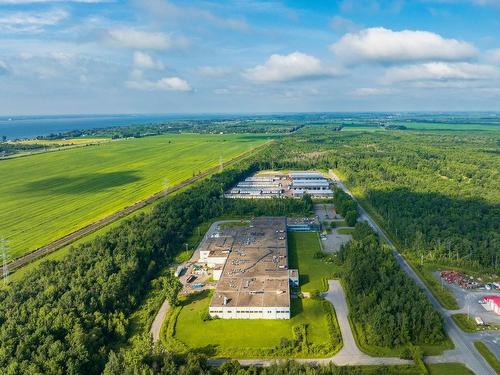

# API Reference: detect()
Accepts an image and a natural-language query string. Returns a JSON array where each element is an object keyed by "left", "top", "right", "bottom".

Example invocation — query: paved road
[
  {"left": 151, "top": 299, "right": 170, "bottom": 342},
  {"left": 323, "top": 280, "right": 411, "bottom": 366},
  {"left": 329, "top": 170, "right": 497, "bottom": 375}
]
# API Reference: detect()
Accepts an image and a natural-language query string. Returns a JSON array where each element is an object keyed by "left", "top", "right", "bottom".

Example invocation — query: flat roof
[
  {"left": 209, "top": 217, "right": 290, "bottom": 309},
  {"left": 291, "top": 180, "right": 330, "bottom": 187}
]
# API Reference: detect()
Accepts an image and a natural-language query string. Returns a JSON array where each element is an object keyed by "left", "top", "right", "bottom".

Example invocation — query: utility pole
[{"left": 1, "top": 238, "right": 9, "bottom": 286}]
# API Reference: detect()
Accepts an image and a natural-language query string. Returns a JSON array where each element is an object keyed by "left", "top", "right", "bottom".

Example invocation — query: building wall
[{"left": 209, "top": 306, "right": 290, "bottom": 319}]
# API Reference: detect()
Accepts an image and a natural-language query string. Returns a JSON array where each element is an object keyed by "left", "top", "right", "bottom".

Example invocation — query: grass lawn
[
  {"left": 288, "top": 232, "right": 335, "bottom": 292},
  {"left": 408, "top": 262, "right": 459, "bottom": 310},
  {"left": 336, "top": 227, "right": 354, "bottom": 235},
  {"left": 1, "top": 133, "right": 269, "bottom": 259},
  {"left": 474, "top": 341, "right": 500, "bottom": 374},
  {"left": 427, "top": 363, "right": 474, "bottom": 375},
  {"left": 164, "top": 232, "right": 341, "bottom": 358},
  {"left": 452, "top": 314, "right": 499, "bottom": 333},
  {"left": 171, "top": 291, "right": 332, "bottom": 354}
]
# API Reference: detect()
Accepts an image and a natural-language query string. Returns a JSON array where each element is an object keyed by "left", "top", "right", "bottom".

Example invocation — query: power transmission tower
[{"left": 1, "top": 238, "right": 9, "bottom": 286}]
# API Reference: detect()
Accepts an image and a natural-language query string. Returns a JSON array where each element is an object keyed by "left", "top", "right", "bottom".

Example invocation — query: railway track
[{"left": 5, "top": 142, "right": 271, "bottom": 273}]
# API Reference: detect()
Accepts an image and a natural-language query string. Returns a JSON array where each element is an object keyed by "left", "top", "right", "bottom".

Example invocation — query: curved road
[{"left": 329, "top": 170, "right": 496, "bottom": 375}]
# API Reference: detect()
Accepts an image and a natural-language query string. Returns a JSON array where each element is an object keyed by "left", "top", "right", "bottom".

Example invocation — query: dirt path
[{"left": 5, "top": 143, "right": 270, "bottom": 274}]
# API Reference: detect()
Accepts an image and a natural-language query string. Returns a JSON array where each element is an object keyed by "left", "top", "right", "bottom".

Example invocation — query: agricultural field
[
  {"left": 163, "top": 232, "right": 341, "bottom": 358},
  {"left": 0, "top": 133, "right": 269, "bottom": 260},
  {"left": 14, "top": 137, "right": 110, "bottom": 146}
]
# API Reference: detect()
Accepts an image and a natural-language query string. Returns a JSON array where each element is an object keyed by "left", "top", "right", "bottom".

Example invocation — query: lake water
[{"left": 0, "top": 114, "right": 220, "bottom": 140}]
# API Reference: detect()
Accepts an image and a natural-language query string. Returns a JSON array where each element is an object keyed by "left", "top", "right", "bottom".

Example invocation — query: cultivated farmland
[{"left": 0, "top": 133, "right": 269, "bottom": 259}]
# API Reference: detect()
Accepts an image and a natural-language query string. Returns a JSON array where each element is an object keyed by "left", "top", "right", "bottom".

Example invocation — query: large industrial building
[
  {"left": 225, "top": 171, "right": 333, "bottom": 199},
  {"left": 204, "top": 217, "right": 292, "bottom": 319}
]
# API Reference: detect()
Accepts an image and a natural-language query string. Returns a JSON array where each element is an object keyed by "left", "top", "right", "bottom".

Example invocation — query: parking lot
[
  {"left": 433, "top": 271, "right": 500, "bottom": 326},
  {"left": 314, "top": 203, "right": 353, "bottom": 253}
]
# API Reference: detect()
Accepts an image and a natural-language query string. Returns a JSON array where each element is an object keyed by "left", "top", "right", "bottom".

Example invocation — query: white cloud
[
  {"left": 485, "top": 48, "right": 500, "bottom": 64},
  {"left": 331, "top": 27, "right": 477, "bottom": 64},
  {"left": 243, "top": 52, "right": 338, "bottom": 83},
  {"left": 135, "top": 0, "right": 250, "bottom": 31},
  {"left": 107, "top": 28, "right": 183, "bottom": 50},
  {"left": 0, "top": 60, "right": 9, "bottom": 75},
  {"left": 330, "top": 16, "right": 360, "bottom": 33},
  {"left": 198, "top": 66, "right": 232, "bottom": 77},
  {"left": 382, "top": 62, "right": 499, "bottom": 83},
  {"left": 133, "top": 51, "right": 164, "bottom": 70},
  {"left": 0, "top": 0, "right": 109, "bottom": 3},
  {"left": 126, "top": 76, "right": 192, "bottom": 91},
  {"left": 352, "top": 87, "right": 398, "bottom": 96},
  {"left": 0, "top": 9, "right": 68, "bottom": 32}
]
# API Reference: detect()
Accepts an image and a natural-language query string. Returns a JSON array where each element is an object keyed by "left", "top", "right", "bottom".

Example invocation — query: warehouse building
[
  {"left": 225, "top": 171, "right": 333, "bottom": 199},
  {"left": 208, "top": 217, "right": 291, "bottom": 319},
  {"left": 290, "top": 171, "right": 333, "bottom": 198}
]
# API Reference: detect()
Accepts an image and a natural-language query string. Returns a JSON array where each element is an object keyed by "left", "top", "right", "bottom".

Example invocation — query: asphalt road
[{"left": 329, "top": 170, "right": 497, "bottom": 375}]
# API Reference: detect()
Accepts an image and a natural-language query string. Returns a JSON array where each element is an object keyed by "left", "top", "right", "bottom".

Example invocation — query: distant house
[{"left": 483, "top": 295, "right": 500, "bottom": 315}]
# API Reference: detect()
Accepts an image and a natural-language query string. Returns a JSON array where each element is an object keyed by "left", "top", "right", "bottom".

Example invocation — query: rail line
[{"left": 5, "top": 141, "right": 271, "bottom": 273}]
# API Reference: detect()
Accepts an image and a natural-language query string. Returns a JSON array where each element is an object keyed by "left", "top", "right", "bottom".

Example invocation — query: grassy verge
[
  {"left": 452, "top": 314, "right": 500, "bottom": 333},
  {"left": 474, "top": 341, "right": 500, "bottom": 374},
  {"left": 427, "top": 363, "right": 474, "bottom": 375},
  {"left": 336, "top": 227, "right": 354, "bottom": 235},
  {"left": 408, "top": 261, "right": 460, "bottom": 310},
  {"left": 331, "top": 220, "right": 347, "bottom": 227}
]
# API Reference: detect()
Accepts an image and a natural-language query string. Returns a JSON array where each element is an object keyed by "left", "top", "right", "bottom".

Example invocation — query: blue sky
[{"left": 1, "top": 0, "right": 500, "bottom": 115}]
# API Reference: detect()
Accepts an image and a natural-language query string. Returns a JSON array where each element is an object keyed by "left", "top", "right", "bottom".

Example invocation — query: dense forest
[
  {"left": 101, "top": 336, "right": 420, "bottom": 375},
  {"left": 259, "top": 129, "right": 500, "bottom": 273},
  {"left": 0, "top": 156, "right": 312, "bottom": 375},
  {"left": 339, "top": 223, "right": 446, "bottom": 348}
]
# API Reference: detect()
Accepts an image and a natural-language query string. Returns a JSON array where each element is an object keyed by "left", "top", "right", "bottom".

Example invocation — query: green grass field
[
  {"left": 164, "top": 232, "right": 341, "bottom": 358},
  {"left": 427, "top": 363, "right": 474, "bottom": 375},
  {"left": 0, "top": 133, "right": 269, "bottom": 259},
  {"left": 288, "top": 232, "right": 334, "bottom": 292},
  {"left": 172, "top": 292, "right": 332, "bottom": 352}
]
